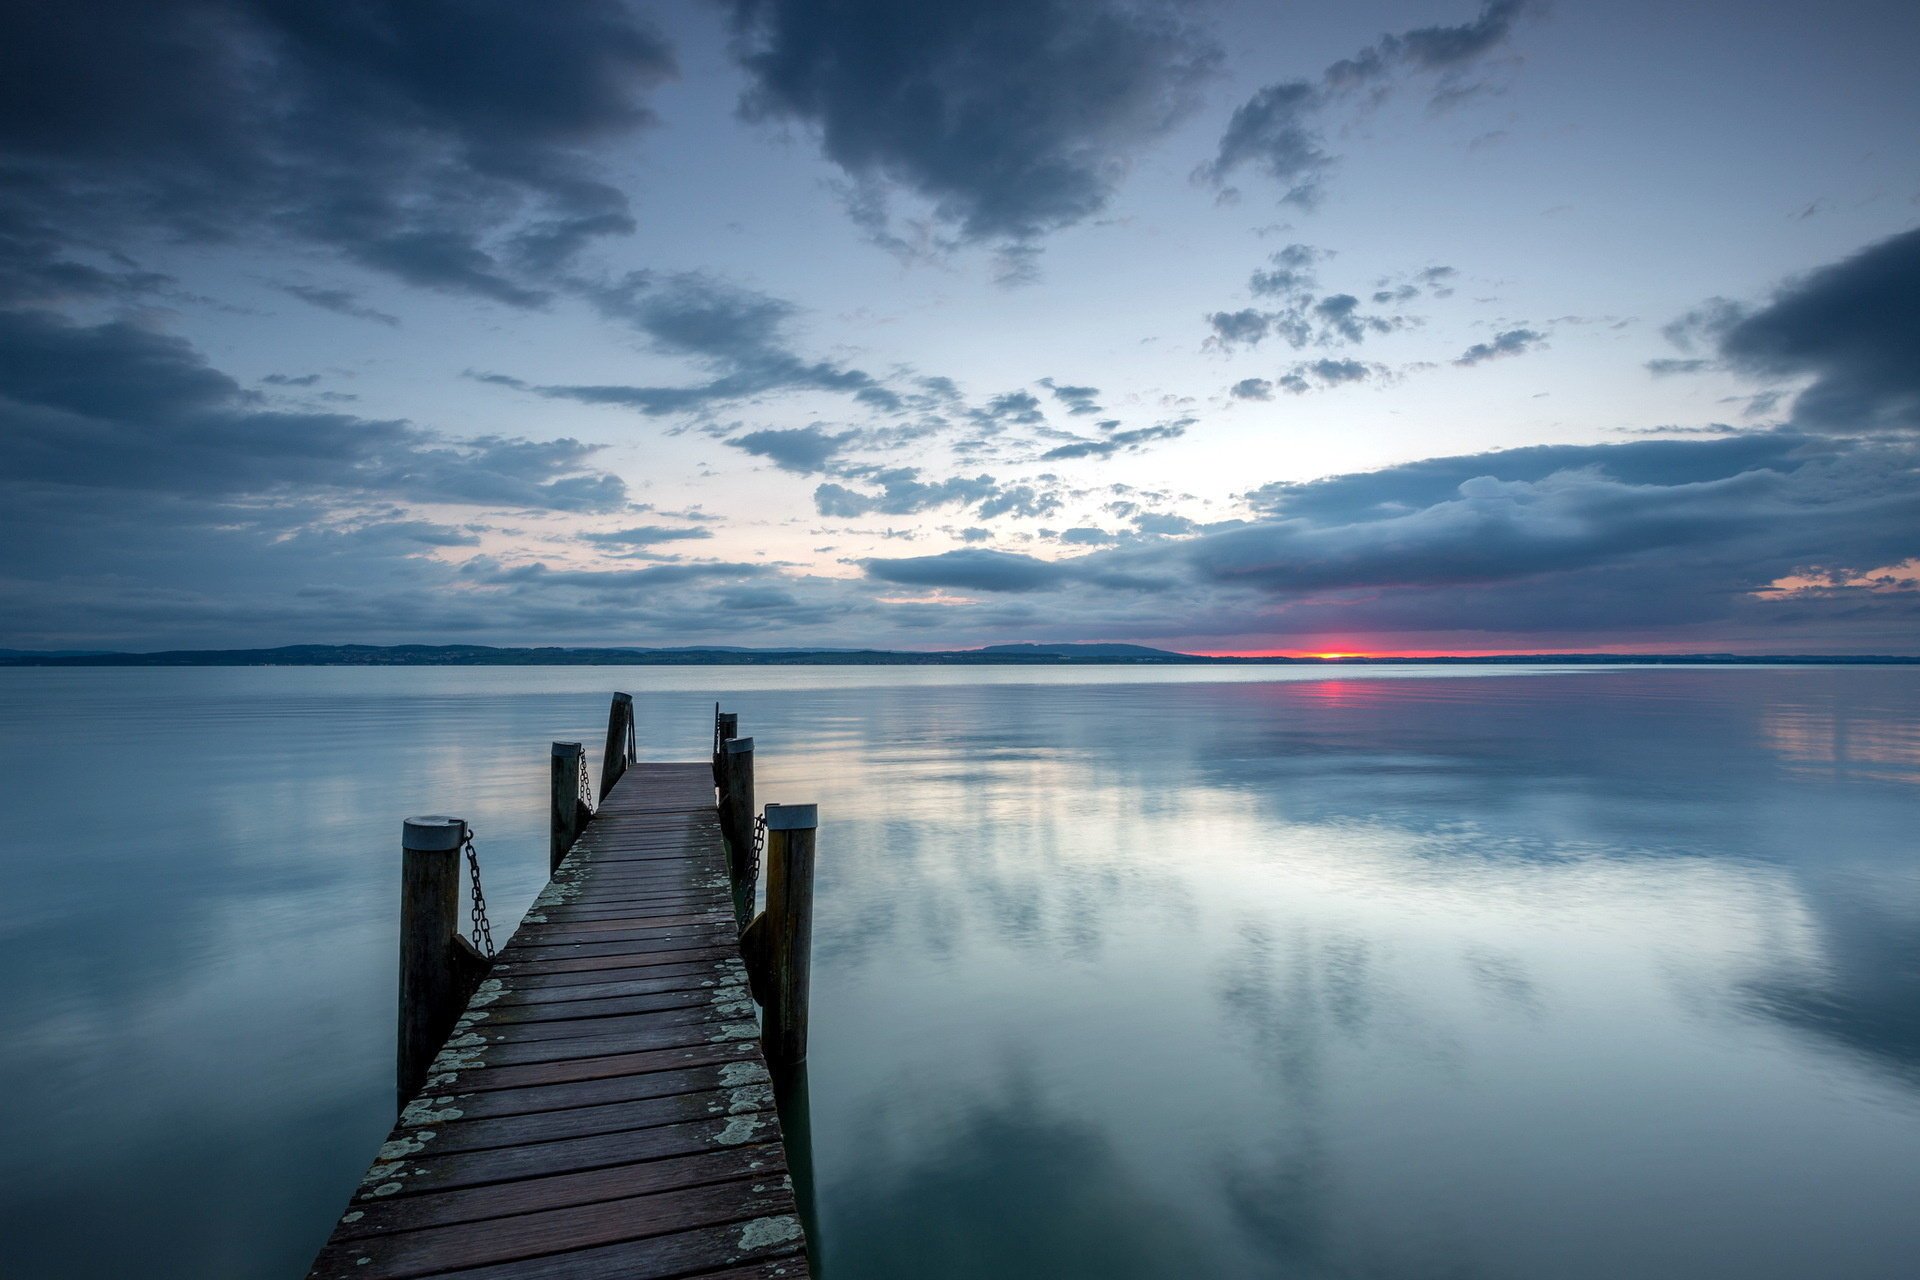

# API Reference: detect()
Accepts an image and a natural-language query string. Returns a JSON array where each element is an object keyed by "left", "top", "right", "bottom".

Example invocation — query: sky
[{"left": 2, "top": 0, "right": 1917, "bottom": 656}]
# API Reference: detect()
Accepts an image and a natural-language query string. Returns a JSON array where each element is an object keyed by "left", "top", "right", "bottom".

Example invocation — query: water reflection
[{"left": 1, "top": 666, "right": 1917, "bottom": 1278}]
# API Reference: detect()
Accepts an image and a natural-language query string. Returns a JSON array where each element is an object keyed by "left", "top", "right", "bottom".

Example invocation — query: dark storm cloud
[
  {"left": 0, "top": 0, "right": 675, "bottom": 304},
  {"left": 1711, "top": 225, "right": 1920, "bottom": 433},
  {"left": 1200, "top": 2, "right": 1530, "bottom": 204},
  {"left": 859, "top": 431, "right": 1920, "bottom": 645},
  {"left": 0, "top": 308, "right": 628, "bottom": 511},
  {"left": 724, "top": 0, "right": 1218, "bottom": 254},
  {"left": 1454, "top": 327, "right": 1546, "bottom": 365}
]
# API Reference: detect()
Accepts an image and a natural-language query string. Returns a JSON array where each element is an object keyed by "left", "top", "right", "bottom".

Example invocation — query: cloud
[
  {"left": 1040, "top": 378, "right": 1103, "bottom": 415},
  {"left": 1249, "top": 243, "right": 1324, "bottom": 297},
  {"left": 725, "top": 0, "right": 1218, "bottom": 256},
  {"left": 727, "top": 425, "right": 855, "bottom": 474},
  {"left": 1206, "top": 308, "right": 1280, "bottom": 350},
  {"left": 1039, "top": 421, "right": 1190, "bottom": 461},
  {"left": 1646, "top": 358, "right": 1713, "bottom": 377},
  {"left": 863, "top": 548, "right": 1068, "bottom": 593},
  {"left": 492, "top": 272, "right": 891, "bottom": 416},
  {"left": 1207, "top": 245, "right": 1416, "bottom": 352},
  {"left": 0, "top": 0, "right": 675, "bottom": 305},
  {"left": 580, "top": 525, "right": 715, "bottom": 549},
  {"left": 1278, "top": 358, "right": 1384, "bottom": 393},
  {"left": 1199, "top": 2, "right": 1531, "bottom": 204},
  {"left": 0, "top": 307, "right": 628, "bottom": 511},
  {"left": 1195, "top": 80, "right": 1330, "bottom": 207},
  {"left": 971, "top": 390, "right": 1047, "bottom": 428},
  {"left": 1711, "top": 225, "right": 1920, "bottom": 433},
  {"left": 1230, "top": 378, "right": 1274, "bottom": 401},
  {"left": 1454, "top": 327, "right": 1546, "bottom": 366},
  {"left": 814, "top": 468, "right": 1005, "bottom": 517},
  {"left": 852, "top": 431, "right": 1920, "bottom": 651},
  {"left": 279, "top": 283, "right": 400, "bottom": 327}
]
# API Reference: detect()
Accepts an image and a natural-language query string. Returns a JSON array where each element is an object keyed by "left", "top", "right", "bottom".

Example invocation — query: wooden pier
[{"left": 307, "top": 696, "right": 816, "bottom": 1279}]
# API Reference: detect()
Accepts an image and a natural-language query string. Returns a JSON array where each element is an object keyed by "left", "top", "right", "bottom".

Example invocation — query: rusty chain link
[
  {"left": 461, "top": 823, "right": 495, "bottom": 958},
  {"left": 576, "top": 749, "right": 595, "bottom": 817}
]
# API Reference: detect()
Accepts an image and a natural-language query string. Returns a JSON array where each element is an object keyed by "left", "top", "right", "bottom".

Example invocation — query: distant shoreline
[{"left": 1, "top": 643, "right": 1914, "bottom": 667}]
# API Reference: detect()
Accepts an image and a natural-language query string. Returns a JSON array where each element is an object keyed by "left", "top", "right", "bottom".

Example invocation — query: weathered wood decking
[{"left": 308, "top": 762, "right": 812, "bottom": 1279}]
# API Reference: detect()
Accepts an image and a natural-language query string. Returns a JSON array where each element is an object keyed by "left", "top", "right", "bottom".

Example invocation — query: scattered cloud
[
  {"left": 1039, "top": 420, "right": 1190, "bottom": 461},
  {"left": 1198, "top": 2, "right": 1532, "bottom": 205},
  {"left": 279, "top": 283, "right": 400, "bottom": 327},
  {"left": 580, "top": 525, "right": 715, "bottom": 549},
  {"left": 727, "top": 425, "right": 856, "bottom": 474},
  {"left": 1646, "top": 358, "right": 1713, "bottom": 377},
  {"left": 1454, "top": 327, "right": 1546, "bottom": 366},
  {"left": 1278, "top": 358, "right": 1386, "bottom": 393},
  {"left": 1040, "top": 378, "right": 1103, "bottom": 416}
]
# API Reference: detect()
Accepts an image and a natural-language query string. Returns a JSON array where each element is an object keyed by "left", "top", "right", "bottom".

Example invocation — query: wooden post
[
  {"left": 761, "top": 802, "right": 817, "bottom": 1067},
  {"left": 717, "top": 736, "right": 755, "bottom": 924},
  {"left": 550, "top": 741, "right": 587, "bottom": 874},
  {"left": 398, "top": 815, "right": 464, "bottom": 1113},
  {"left": 712, "top": 711, "right": 739, "bottom": 784},
  {"left": 600, "top": 692, "right": 634, "bottom": 802}
]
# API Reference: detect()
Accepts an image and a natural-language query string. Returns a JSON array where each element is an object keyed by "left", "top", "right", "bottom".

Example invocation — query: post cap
[
  {"left": 764, "top": 803, "right": 818, "bottom": 831},
  {"left": 551, "top": 740, "right": 583, "bottom": 757},
  {"left": 611, "top": 691, "right": 633, "bottom": 705},
  {"left": 723, "top": 736, "right": 755, "bottom": 755},
  {"left": 403, "top": 815, "right": 466, "bottom": 851}
]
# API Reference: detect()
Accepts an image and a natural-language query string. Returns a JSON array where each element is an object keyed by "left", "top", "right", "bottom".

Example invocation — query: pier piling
[
  {"left": 761, "top": 803, "right": 817, "bottom": 1067},
  {"left": 548, "top": 740, "right": 589, "bottom": 874},
  {"left": 718, "top": 734, "right": 757, "bottom": 924},
  {"left": 397, "top": 815, "right": 488, "bottom": 1113}
]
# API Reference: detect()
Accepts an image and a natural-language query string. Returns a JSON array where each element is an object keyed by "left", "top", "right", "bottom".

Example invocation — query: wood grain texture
[{"left": 308, "top": 761, "right": 811, "bottom": 1279}]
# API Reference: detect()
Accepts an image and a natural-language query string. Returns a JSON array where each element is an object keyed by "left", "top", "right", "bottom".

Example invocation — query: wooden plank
[
  {"left": 332, "top": 1146, "right": 787, "bottom": 1240},
  {"left": 309, "top": 759, "right": 811, "bottom": 1279}
]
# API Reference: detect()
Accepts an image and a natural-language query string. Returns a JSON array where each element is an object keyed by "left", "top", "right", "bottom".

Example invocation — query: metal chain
[
  {"left": 575, "top": 749, "right": 596, "bottom": 816},
  {"left": 749, "top": 811, "right": 767, "bottom": 893},
  {"left": 462, "top": 823, "right": 495, "bottom": 958}
]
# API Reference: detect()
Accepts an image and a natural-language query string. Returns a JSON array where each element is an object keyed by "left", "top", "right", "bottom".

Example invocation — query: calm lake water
[{"left": 1, "top": 664, "right": 1917, "bottom": 1278}]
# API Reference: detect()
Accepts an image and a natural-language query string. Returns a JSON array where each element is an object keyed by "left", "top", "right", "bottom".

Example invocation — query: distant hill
[
  {"left": 973, "top": 642, "right": 1187, "bottom": 659},
  {"left": 0, "top": 643, "right": 1913, "bottom": 667}
]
